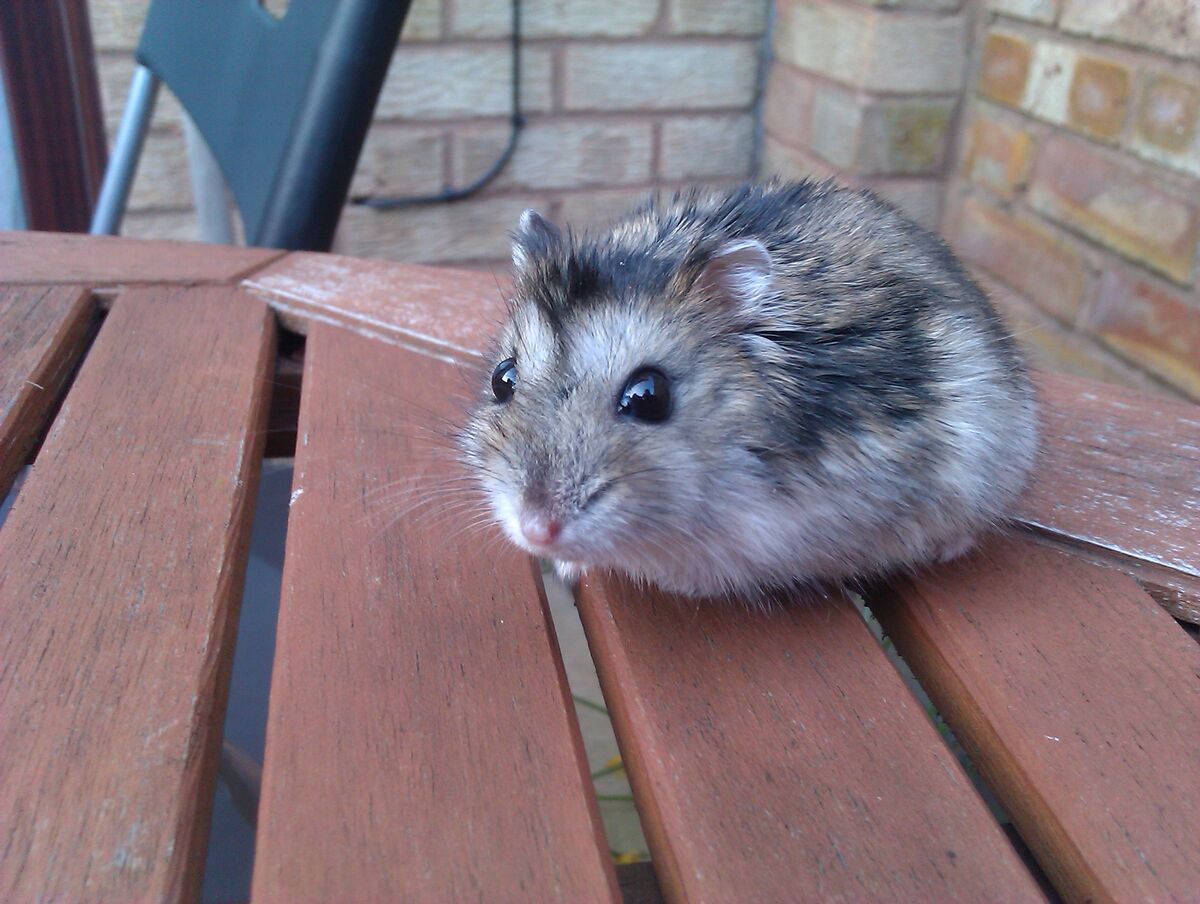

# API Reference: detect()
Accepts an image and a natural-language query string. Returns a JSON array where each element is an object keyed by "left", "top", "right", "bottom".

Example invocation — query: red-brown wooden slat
[
  {"left": 0, "top": 286, "right": 274, "bottom": 902},
  {"left": 0, "top": 285, "right": 94, "bottom": 498},
  {"left": 575, "top": 578, "right": 1045, "bottom": 903},
  {"left": 251, "top": 325, "right": 618, "bottom": 903},
  {"left": 870, "top": 536, "right": 1200, "bottom": 903},
  {"left": 1017, "top": 372, "right": 1200, "bottom": 621},
  {"left": 0, "top": 230, "right": 284, "bottom": 285},
  {"left": 242, "top": 251, "right": 507, "bottom": 358}
]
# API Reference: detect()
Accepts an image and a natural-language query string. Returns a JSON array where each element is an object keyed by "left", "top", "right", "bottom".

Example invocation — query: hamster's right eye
[{"left": 491, "top": 357, "right": 517, "bottom": 402}]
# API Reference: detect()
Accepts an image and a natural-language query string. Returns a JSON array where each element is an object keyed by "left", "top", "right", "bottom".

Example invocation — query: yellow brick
[
  {"left": 1060, "top": 0, "right": 1200, "bottom": 62},
  {"left": 660, "top": 115, "right": 755, "bottom": 181},
  {"left": 759, "top": 135, "right": 837, "bottom": 182},
  {"left": 978, "top": 32, "right": 1032, "bottom": 108},
  {"left": 1136, "top": 74, "right": 1200, "bottom": 153},
  {"left": 377, "top": 46, "right": 553, "bottom": 120},
  {"left": 88, "top": 0, "right": 149, "bottom": 51},
  {"left": 333, "top": 197, "right": 538, "bottom": 264},
  {"left": 1129, "top": 73, "right": 1200, "bottom": 179},
  {"left": 668, "top": 0, "right": 767, "bottom": 35},
  {"left": 559, "top": 188, "right": 653, "bottom": 231},
  {"left": 564, "top": 42, "right": 758, "bottom": 111},
  {"left": 1067, "top": 56, "right": 1131, "bottom": 142},
  {"left": 988, "top": 0, "right": 1058, "bottom": 23},
  {"left": 452, "top": 0, "right": 656, "bottom": 37},
  {"left": 775, "top": 0, "right": 966, "bottom": 93},
  {"left": 454, "top": 120, "right": 654, "bottom": 190},
  {"left": 350, "top": 125, "right": 445, "bottom": 200}
]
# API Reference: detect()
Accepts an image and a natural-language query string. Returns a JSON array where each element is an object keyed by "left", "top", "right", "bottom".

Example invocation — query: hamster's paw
[
  {"left": 936, "top": 534, "right": 977, "bottom": 563},
  {"left": 553, "top": 559, "right": 583, "bottom": 586}
]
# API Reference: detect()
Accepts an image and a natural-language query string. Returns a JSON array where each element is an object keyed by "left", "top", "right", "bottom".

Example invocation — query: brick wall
[
  {"left": 760, "top": 0, "right": 973, "bottom": 230},
  {"left": 89, "top": 0, "right": 766, "bottom": 271},
  {"left": 944, "top": 0, "right": 1200, "bottom": 400},
  {"left": 89, "top": 0, "right": 1199, "bottom": 398}
]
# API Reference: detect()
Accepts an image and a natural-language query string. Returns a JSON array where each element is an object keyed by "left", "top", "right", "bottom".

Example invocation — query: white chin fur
[{"left": 553, "top": 560, "right": 583, "bottom": 584}]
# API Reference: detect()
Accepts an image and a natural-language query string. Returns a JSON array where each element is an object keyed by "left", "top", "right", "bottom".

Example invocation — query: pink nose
[{"left": 519, "top": 510, "right": 562, "bottom": 547}]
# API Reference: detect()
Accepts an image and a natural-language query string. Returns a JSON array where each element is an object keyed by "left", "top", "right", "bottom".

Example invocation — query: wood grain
[
  {"left": 575, "top": 578, "right": 1044, "bottom": 903},
  {"left": 242, "top": 251, "right": 509, "bottom": 359},
  {"left": 0, "top": 230, "right": 284, "bottom": 285},
  {"left": 869, "top": 536, "right": 1200, "bottom": 903},
  {"left": 251, "top": 325, "right": 618, "bottom": 903},
  {"left": 0, "top": 0, "right": 107, "bottom": 232},
  {"left": 0, "top": 285, "right": 95, "bottom": 499},
  {"left": 1019, "top": 372, "right": 1200, "bottom": 621},
  {"left": 0, "top": 286, "right": 275, "bottom": 902}
]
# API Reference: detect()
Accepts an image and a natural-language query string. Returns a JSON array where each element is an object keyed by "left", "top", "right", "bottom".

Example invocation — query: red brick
[
  {"left": 1067, "top": 56, "right": 1132, "bottom": 141},
  {"left": 946, "top": 194, "right": 1088, "bottom": 323},
  {"left": 975, "top": 270, "right": 1181, "bottom": 397},
  {"left": 1080, "top": 267, "right": 1200, "bottom": 399},
  {"left": 961, "top": 110, "right": 1034, "bottom": 198},
  {"left": 978, "top": 31, "right": 1032, "bottom": 108},
  {"left": 1029, "top": 135, "right": 1199, "bottom": 285},
  {"left": 763, "top": 64, "right": 816, "bottom": 152}
]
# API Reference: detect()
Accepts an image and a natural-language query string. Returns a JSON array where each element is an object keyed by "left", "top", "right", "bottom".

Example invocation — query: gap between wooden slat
[
  {"left": 576, "top": 577, "right": 1046, "bottom": 904},
  {"left": 0, "top": 285, "right": 99, "bottom": 500},
  {"left": 0, "top": 285, "right": 275, "bottom": 903},
  {"left": 867, "top": 535, "right": 1200, "bottom": 903},
  {"left": 262, "top": 329, "right": 305, "bottom": 459},
  {"left": 199, "top": 459, "right": 296, "bottom": 903},
  {"left": 199, "top": 324, "right": 312, "bottom": 898},
  {"left": 251, "top": 324, "right": 618, "bottom": 903}
]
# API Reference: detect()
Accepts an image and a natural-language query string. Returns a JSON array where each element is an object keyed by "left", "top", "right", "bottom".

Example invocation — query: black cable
[{"left": 352, "top": 0, "right": 523, "bottom": 209}]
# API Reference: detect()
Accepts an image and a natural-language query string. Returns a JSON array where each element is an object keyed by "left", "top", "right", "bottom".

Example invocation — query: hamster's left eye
[
  {"left": 491, "top": 357, "right": 517, "bottom": 402},
  {"left": 618, "top": 368, "right": 671, "bottom": 422}
]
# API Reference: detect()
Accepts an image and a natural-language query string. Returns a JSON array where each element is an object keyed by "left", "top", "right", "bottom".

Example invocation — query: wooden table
[{"left": 1, "top": 230, "right": 1198, "bottom": 904}]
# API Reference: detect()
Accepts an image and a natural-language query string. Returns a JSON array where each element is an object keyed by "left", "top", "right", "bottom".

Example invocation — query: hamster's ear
[
  {"left": 512, "top": 209, "right": 561, "bottom": 270},
  {"left": 692, "top": 238, "right": 772, "bottom": 312}
]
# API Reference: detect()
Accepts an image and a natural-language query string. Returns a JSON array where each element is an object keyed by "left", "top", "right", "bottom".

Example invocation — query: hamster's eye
[
  {"left": 618, "top": 368, "right": 671, "bottom": 422},
  {"left": 491, "top": 357, "right": 517, "bottom": 402}
]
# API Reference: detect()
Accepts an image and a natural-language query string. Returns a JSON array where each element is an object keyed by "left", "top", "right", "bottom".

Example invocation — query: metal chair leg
[
  {"left": 89, "top": 65, "right": 160, "bottom": 235},
  {"left": 183, "top": 112, "right": 235, "bottom": 244}
]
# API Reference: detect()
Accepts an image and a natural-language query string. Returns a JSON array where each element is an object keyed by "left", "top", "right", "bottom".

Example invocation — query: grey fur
[{"left": 461, "top": 180, "right": 1038, "bottom": 600}]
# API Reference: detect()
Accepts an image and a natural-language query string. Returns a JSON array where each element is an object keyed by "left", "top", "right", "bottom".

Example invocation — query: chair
[{"left": 89, "top": 0, "right": 412, "bottom": 251}]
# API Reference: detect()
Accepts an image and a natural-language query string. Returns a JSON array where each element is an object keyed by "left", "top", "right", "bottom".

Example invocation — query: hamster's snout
[
  {"left": 519, "top": 508, "right": 562, "bottom": 548},
  {"left": 514, "top": 478, "right": 567, "bottom": 550}
]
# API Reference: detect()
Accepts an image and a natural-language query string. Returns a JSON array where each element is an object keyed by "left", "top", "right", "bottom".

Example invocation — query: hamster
[{"left": 460, "top": 180, "right": 1038, "bottom": 600}]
